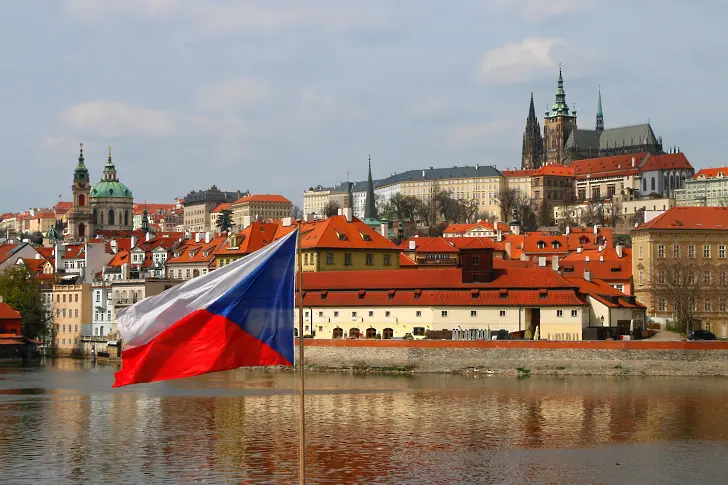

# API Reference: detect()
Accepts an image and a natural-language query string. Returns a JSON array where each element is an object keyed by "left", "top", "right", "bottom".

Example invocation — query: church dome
[{"left": 91, "top": 180, "right": 133, "bottom": 199}]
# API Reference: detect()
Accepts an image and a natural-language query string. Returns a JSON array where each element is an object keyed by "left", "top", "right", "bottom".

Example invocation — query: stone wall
[{"left": 295, "top": 340, "right": 728, "bottom": 376}]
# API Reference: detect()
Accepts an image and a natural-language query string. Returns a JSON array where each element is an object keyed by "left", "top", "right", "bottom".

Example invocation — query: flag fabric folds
[{"left": 113, "top": 230, "right": 297, "bottom": 387}]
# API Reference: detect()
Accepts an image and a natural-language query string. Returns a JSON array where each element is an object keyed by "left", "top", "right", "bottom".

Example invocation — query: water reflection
[{"left": 1, "top": 360, "right": 728, "bottom": 484}]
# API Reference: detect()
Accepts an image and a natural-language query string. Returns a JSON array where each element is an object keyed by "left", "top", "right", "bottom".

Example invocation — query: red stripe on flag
[{"left": 113, "top": 309, "right": 291, "bottom": 387}]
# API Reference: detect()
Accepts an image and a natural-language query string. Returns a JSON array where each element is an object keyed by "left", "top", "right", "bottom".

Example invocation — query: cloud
[
  {"left": 61, "top": 101, "right": 176, "bottom": 137},
  {"left": 65, "top": 0, "right": 390, "bottom": 35},
  {"left": 479, "top": 37, "right": 568, "bottom": 85},
  {"left": 444, "top": 120, "right": 513, "bottom": 146},
  {"left": 485, "top": 0, "right": 597, "bottom": 21},
  {"left": 194, "top": 78, "right": 271, "bottom": 112},
  {"left": 410, "top": 98, "right": 449, "bottom": 118}
]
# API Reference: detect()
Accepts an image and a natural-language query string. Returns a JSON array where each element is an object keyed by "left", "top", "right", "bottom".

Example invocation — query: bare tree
[
  {"left": 291, "top": 205, "right": 304, "bottom": 220},
  {"left": 537, "top": 200, "right": 552, "bottom": 228},
  {"left": 495, "top": 187, "right": 520, "bottom": 223},
  {"left": 323, "top": 201, "right": 340, "bottom": 218},
  {"left": 380, "top": 193, "right": 420, "bottom": 222},
  {"left": 604, "top": 198, "right": 622, "bottom": 228},
  {"left": 649, "top": 254, "right": 707, "bottom": 334},
  {"left": 456, "top": 199, "right": 480, "bottom": 223}
]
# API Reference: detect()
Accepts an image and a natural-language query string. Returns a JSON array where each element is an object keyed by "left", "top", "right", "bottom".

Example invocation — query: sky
[{"left": 1, "top": 0, "right": 726, "bottom": 212}]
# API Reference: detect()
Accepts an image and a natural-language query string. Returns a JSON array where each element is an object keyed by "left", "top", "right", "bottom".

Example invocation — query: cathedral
[
  {"left": 66, "top": 143, "right": 134, "bottom": 239},
  {"left": 521, "top": 69, "right": 664, "bottom": 169}
]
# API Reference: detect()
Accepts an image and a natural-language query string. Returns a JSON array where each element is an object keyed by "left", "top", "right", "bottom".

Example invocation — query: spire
[
  {"left": 547, "top": 65, "right": 573, "bottom": 118},
  {"left": 364, "top": 155, "right": 378, "bottom": 221},
  {"left": 522, "top": 93, "right": 544, "bottom": 169},
  {"left": 102, "top": 145, "right": 118, "bottom": 181},
  {"left": 596, "top": 86, "right": 604, "bottom": 134},
  {"left": 74, "top": 142, "right": 89, "bottom": 181},
  {"left": 528, "top": 92, "right": 536, "bottom": 120}
]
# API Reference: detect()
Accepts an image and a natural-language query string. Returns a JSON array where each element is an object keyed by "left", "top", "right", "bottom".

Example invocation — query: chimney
[
  {"left": 475, "top": 164, "right": 479, "bottom": 170},
  {"left": 585, "top": 256, "right": 590, "bottom": 262},
  {"left": 205, "top": 232, "right": 212, "bottom": 244},
  {"left": 380, "top": 223, "right": 388, "bottom": 238},
  {"left": 565, "top": 226, "right": 570, "bottom": 235},
  {"left": 131, "top": 235, "right": 138, "bottom": 248},
  {"left": 121, "top": 262, "right": 130, "bottom": 280},
  {"left": 600, "top": 255, "right": 604, "bottom": 262},
  {"left": 146, "top": 231, "right": 152, "bottom": 242},
  {"left": 577, "top": 247, "right": 583, "bottom": 253},
  {"left": 184, "top": 230, "right": 191, "bottom": 239},
  {"left": 593, "top": 225, "right": 598, "bottom": 234},
  {"left": 584, "top": 270, "right": 592, "bottom": 282},
  {"left": 616, "top": 244, "right": 623, "bottom": 258},
  {"left": 538, "top": 256, "right": 546, "bottom": 267},
  {"left": 195, "top": 233, "right": 202, "bottom": 243},
  {"left": 408, "top": 240, "right": 416, "bottom": 251},
  {"left": 342, "top": 207, "right": 353, "bottom": 222},
  {"left": 632, "top": 156, "right": 636, "bottom": 167},
  {"left": 497, "top": 229, "right": 502, "bottom": 242},
  {"left": 282, "top": 217, "right": 292, "bottom": 227},
  {"left": 422, "top": 170, "right": 426, "bottom": 177},
  {"left": 552, "top": 255, "right": 559, "bottom": 271},
  {"left": 110, "top": 240, "right": 118, "bottom": 254},
  {"left": 504, "top": 241, "right": 512, "bottom": 258}
]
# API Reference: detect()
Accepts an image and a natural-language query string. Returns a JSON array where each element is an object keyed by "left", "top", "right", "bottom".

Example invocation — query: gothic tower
[
  {"left": 543, "top": 67, "right": 577, "bottom": 165},
  {"left": 521, "top": 93, "right": 544, "bottom": 169},
  {"left": 364, "top": 155, "right": 378, "bottom": 222},
  {"left": 595, "top": 87, "right": 604, "bottom": 134},
  {"left": 67, "top": 143, "right": 93, "bottom": 239}
]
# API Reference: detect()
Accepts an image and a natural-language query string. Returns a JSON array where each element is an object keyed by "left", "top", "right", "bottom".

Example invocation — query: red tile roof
[
  {"left": 32, "top": 212, "right": 56, "bottom": 220},
  {"left": 214, "top": 222, "right": 279, "bottom": 257},
  {"left": 133, "top": 203, "right": 176, "bottom": 215},
  {"left": 399, "top": 237, "right": 459, "bottom": 253},
  {"left": 572, "top": 153, "right": 648, "bottom": 177},
  {"left": 639, "top": 152, "right": 693, "bottom": 172},
  {"left": 62, "top": 244, "right": 85, "bottom": 260},
  {"left": 20, "top": 258, "right": 47, "bottom": 275},
  {"left": 502, "top": 169, "right": 537, "bottom": 178},
  {"left": 167, "top": 235, "right": 227, "bottom": 265},
  {"left": 533, "top": 164, "right": 574, "bottom": 177},
  {"left": 442, "top": 222, "right": 495, "bottom": 235},
  {"left": 37, "top": 247, "right": 54, "bottom": 259},
  {"left": 635, "top": 206, "right": 728, "bottom": 231},
  {"left": 564, "top": 277, "right": 644, "bottom": 308},
  {"left": 232, "top": 194, "right": 291, "bottom": 205},
  {"left": 211, "top": 203, "right": 232, "bottom": 214},
  {"left": 54, "top": 201, "right": 73, "bottom": 213},
  {"left": 0, "top": 302, "right": 21, "bottom": 320},
  {"left": 399, "top": 253, "right": 417, "bottom": 267},
  {"left": 107, "top": 250, "right": 130, "bottom": 267},
  {"left": 299, "top": 216, "right": 397, "bottom": 250},
  {"left": 691, "top": 167, "right": 728, "bottom": 179},
  {"left": 0, "top": 244, "right": 20, "bottom": 264}
]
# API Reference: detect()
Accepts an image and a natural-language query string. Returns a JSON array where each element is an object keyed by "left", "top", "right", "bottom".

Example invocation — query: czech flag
[{"left": 113, "top": 230, "right": 297, "bottom": 387}]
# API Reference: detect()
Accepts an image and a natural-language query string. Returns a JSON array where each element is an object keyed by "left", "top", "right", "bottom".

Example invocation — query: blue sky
[{"left": 1, "top": 0, "right": 726, "bottom": 211}]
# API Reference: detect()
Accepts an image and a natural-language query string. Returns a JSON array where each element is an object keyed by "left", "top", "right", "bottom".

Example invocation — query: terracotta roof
[
  {"left": 0, "top": 302, "right": 21, "bottom": 320},
  {"left": 0, "top": 244, "right": 22, "bottom": 264},
  {"left": 38, "top": 247, "right": 54, "bottom": 259},
  {"left": 561, "top": 246, "right": 630, "bottom": 263},
  {"left": 167, "top": 235, "right": 227, "bottom": 265},
  {"left": 691, "top": 167, "right": 728, "bottom": 179},
  {"left": 232, "top": 194, "right": 291, "bottom": 205},
  {"left": 502, "top": 169, "right": 537, "bottom": 178},
  {"left": 639, "top": 152, "right": 693, "bottom": 172},
  {"left": 214, "top": 222, "right": 279, "bottom": 257},
  {"left": 635, "top": 206, "right": 728, "bottom": 231},
  {"left": 107, "top": 250, "right": 129, "bottom": 267},
  {"left": 446, "top": 237, "right": 504, "bottom": 251},
  {"left": 564, "top": 277, "right": 644, "bottom": 309},
  {"left": 32, "top": 212, "right": 56, "bottom": 220},
  {"left": 399, "top": 253, "right": 417, "bottom": 267},
  {"left": 560, "top": 259, "right": 631, "bottom": 282},
  {"left": 54, "top": 201, "right": 73, "bottom": 213},
  {"left": 20, "top": 258, "right": 47, "bottom": 275},
  {"left": 62, "top": 244, "right": 85, "bottom": 260},
  {"left": 493, "top": 257, "right": 536, "bottom": 269},
  {"left": 571, "top": 153, "right": 648, "bottom": 177},
  {"left": 399, "top": 237, "right": 459, "bottom": 254},
  {"left": 442, "top": 222, "right": 495, "bottom": 235},
  {"left": 299, "top": 216, "right": 397, "bottom": 250},
  {"left": 211, "top": 203, "right": 232, "bottom": 214},
  {"left": 133, "top": 203, "right": 176, "bottom": 215},
  {"left": 532, "top": 164, "right": 574, "bottom": 177}
]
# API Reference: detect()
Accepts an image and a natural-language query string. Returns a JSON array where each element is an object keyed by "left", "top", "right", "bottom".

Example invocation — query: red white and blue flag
[{"left": 113, "top": 230, "right": 297, "bottom": 387}]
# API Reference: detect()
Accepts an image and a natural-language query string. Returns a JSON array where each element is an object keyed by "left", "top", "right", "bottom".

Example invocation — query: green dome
[{"left": 91, "top": 181, "right": 133, "bottom": 199}]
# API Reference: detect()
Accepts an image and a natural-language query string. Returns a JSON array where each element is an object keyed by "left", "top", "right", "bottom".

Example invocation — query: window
[
  {"left": 472, "top": 256, "right": 480, "bottom": 265},
  {"left": 383, "top": 254, "right": 391, "bottom": 266},
  {"left": 657, "top": 245, "right": 665, "bottom": 258},
  {"left": 352, "top": 311, "right": 357, "bottom": 318},
  {"left": 107, "top": 310, "right": 111, "bottom": 320},
  {"left": 344, "top": 253, "right": 352, "bottom": 266},
  {"left": 571, "top": 309, "right": 578, "bottom": 317},
  {"left": 639, "top": 269, "right": 643, "bottom": 287},
  {"left": 441, "top": 310, "right": 448, "bottom": 317},
  {"left": 62, "top": 324, "right": 66, "bottom": 332},
  {"left": 704, "top": 245, "right": 711, "bottom": 258},
  {"left": 673, "top": 245, "right": 680, "bottom": 258},
  {"left": 721, "top": 301, "right": 726, "bottom": 312},
  {"left": 74, "top": 309, "right": 78, "bottom": 318},
  {"left": 470, "top": 310, "right": 477, "bottom": 317},
  {"left": 720, "top": 245, "right": 726, "bottom": 259},
  {"left": 556, "top": 310, "right": 563, "bottom": 317},
  {"left": 416, "top": 310, "right": 422, "bottom": 317},
  {"left": 62, "top": 294, "right": 66, "bottom": 303},
  {"left": 94, "top": 312, "right": 99, "bottom": 321},
  {"left": 62, "top": 309, "right": 66, "bottom": 318},
  {"left": 658, "top": 297, "right": 667, "bottom": 312},
  {"left": 304, "top": 254, "right": 309, "bottom": 265},
  {"left": 721, "top": 271, "right": 727, "bottom": 285},
  {"left": 318, "top": 311, "right": 323, "bottom": 317},
  {"left": 365, "top": 253, "right": 373, "bottom": 266},
  {"left": 688, "top": 270, "right": 696, "bottom": 284},
  {"left": 658, "top": 271, "right": 665, "bottom": 285},
  {"left": 333, "top": 311, "right": 339, "bottom": 317},
  {"left": 705, "top": 300, "right": 712, "bottom": 312},
  {"left": 704, "top": 271, "right": 712, "bottom": 285},
  {"left": 500, "top": 310, "right": 506, "bottom": 317},
  {"left": 368, "top": 311, "right": 374, "bottom": 317},
  {"left": 95, "top": 292, "right": 100, "bottom": 303},
  {"left": 186, "top": 269, "right": 191, "bottom": 279},
  {"left": 689, "top": 245, "right": 696, "bottom": 258},
  {"left": 74, "top": 325, "right": 78, "bottom": 332},
  {"left": 385, "top": 311, "right": 391, "bottom": 317},
  {"left": 326, "top": 253, "right": 334, "bottom": 265}
]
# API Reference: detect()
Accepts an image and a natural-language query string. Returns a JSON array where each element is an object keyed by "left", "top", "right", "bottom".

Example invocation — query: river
[{"left": 1, "top": 358, "right": 728, "bottom": 484}]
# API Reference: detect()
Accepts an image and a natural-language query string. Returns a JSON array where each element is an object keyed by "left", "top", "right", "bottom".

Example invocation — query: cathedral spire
[
  {"left": 364, "top": 155, "right": 378, "bottom": 221},
  {"left": 521, "top": 93, "right": 544, "bottom": 169},
  {"left": 596, "top": 86, "right": 604, "bottom": 134},
  {"left": 547, "top": 66, "right": 574, "bottom": 119}
]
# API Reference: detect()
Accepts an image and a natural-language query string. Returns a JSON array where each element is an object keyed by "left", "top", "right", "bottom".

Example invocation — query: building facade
[
  {"left": 90, "top": 149, "right": 134, "bottom": 234},
  {"left": 230, "top": 194, "right": 292, "bottom": 227},
  {"left": 51, "top": 283, "right": 92, "bottom": 353},
  {"left": 674, "top": 167, "right": 728, "bottom": 207},
  {"left": 183, "top": 186, "right": 244, "bottom": 232}
]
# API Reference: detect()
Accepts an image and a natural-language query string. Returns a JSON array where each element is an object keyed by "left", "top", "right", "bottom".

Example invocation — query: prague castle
[{"left": 522, "top": 69, "right": 664, "bottom": 169}]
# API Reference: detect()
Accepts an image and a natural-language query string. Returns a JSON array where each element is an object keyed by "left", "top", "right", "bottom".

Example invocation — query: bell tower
[
  {"left": 543, "top": 67, "right": 577, "bottom": 165},
  {"left": 67, "top": 143, "right": 93, "bottom": 239}
]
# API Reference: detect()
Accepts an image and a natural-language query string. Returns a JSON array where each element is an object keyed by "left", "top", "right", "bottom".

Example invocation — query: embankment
[{"left": 296, "top": 340, "right": 728, "bottom": 376}]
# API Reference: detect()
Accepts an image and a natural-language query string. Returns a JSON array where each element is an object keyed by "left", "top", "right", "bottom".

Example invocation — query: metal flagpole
[{"left": 296, "top": 228, "right": 306, "bottom": 485}]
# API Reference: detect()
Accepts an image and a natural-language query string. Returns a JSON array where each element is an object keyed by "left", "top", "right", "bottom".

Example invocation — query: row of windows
[
  {"left": 55, "top": 308, "right": 79, "bottom": 318},
  {"left": 652, "top": 244, "right": 726, "bottom": 259},
  {"left": 57, "top": 338, "right": 78, "bottom": 346},
  {"left": 56, "top": 293, "right": 79, "bottom": 303},
  {"left": 304, "top": 252, "right": 394, "bottom": 266},
  {"left": 168, "top": 267, "right": 209, "bottom": 279},
  {"left": 658, "top": 298, "right": 727, "bottom": 313},
  {"left": 94, "top": 311, "right": 113, "bottom": 321},
  {"left": 304, "top": 309, "right": 578, "bottom": 318},
  {"left": 657, "top": 270, "right": 728, "bottom": 285},
  {"left": 57, "top": 324, "right": 79, "bottom": 333}
]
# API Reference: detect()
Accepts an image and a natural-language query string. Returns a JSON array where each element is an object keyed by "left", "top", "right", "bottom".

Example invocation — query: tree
[
  {"left": 380, "top": 193, "right": 420, "bottom": 222},
  {"left": 605, "top": 198, "right": 622, "bottom": 228},
  {"left": 323, "top": 201, "right": 340, "bottom": 218},
  {"left": 495, "top": 187, "right": 520, "bottom": 223},
  {"left": 291, "top": 205, "right": 303, "bottom": 220},
  {"left": 537, "top": 201, "right": 552, "bottom": 227},
  {"left": 649, "top": 255, "right": 707, "bottom": 334},
  {"left": 0, "top": 266, "right": 51, "bottom": 340},
  {"left": 456, "top": 199, "right": 480, "bottom": 224},
  {"left": 557, "top": 204, "right": 576, "bottom": 233},
  {"left": 215, "top": 209, "right": 233, "bottom": 232}
]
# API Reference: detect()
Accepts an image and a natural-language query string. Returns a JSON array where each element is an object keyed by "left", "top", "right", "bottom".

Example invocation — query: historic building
[
  {"left": 183, "top": 186, "right": 244, "bottom": 232},
  {"left": 67, "top": 144, "right": 93, "bottom": 239},
  {"left": 674, "top": 167, "right": 728, "bottom": 207},
  {"left": 522, "top": 69, "right": 665, "bottom": 168}
]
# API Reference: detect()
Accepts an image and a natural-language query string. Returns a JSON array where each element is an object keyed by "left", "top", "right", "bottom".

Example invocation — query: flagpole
[{"left": 296, "top": 227, "right": 306, "bottom": 485}]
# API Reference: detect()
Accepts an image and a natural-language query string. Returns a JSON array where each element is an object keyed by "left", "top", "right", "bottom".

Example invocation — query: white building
[
  {"left": 674, "top": 167, "right": 728, "bottom": 207},
  {"left": 91, "top": 284, "right": 114, "bottom": 337}
]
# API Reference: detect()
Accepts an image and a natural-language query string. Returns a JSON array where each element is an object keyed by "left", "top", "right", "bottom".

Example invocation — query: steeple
[
  {"left": 74, "top": 142, "right": 89, "bottom": 182},
  {"left": 596, "top": 87, "right": 604, "bottom": 134},
  {"left": 364, "top": 155, "right": 378, "bottom": 221},
  {"left": 141, "top": 205, "right": 149, "bottom": 235},
  {"left": 521, "top": 93, "right": 544, "bottom": 169},
  {"left": 546, "top": 65, "right": 575, "bottom": 119},
  {"left": 103, "top": 145, "right": 118, "bottom": 182}
]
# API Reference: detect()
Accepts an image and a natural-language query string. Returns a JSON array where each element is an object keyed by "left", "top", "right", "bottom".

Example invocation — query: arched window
[
  {"left": 383, "top": 328, "right": 394, "bottom": 339},
  {"left": 349, "top": 327, "right": 361, "bottom": 339},
  {"left": 108, "top": 209, "right": 115, "bottom": 225},
  {"left": 78, "top": 194, "right": 86, "bottom": 207},
  {"left": 124, "top": 210, "right": 129, "bottom": 226},
  {"left": 78, "top": 223, "right": 85, "bottom": 238},
  {"left": 92, "top": 209, "right": 97, "bottom": 225},
  {"left": 332, "top": 327, "right": 343, "bottom": 339},
  {"left": 642, "top": 179, "right": 647, "bottom": 192},
  {"left": 651, "top": 177, "right": 655, "bottom": 191},
  {"left": 365, "top": 328, "right": 377, "bottom": 339}
]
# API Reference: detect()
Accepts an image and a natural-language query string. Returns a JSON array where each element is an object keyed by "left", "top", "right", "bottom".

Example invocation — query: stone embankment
[{"left": 295, "top": 340, "right": 728, "bottom": 377}]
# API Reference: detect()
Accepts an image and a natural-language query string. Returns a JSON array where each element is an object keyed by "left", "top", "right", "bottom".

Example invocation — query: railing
[
  {"left": 114, "top": 298, "right": 139, "bottom": 305},
  {"left": 416, "top": 258, "right": 458, "bottom": 265}
]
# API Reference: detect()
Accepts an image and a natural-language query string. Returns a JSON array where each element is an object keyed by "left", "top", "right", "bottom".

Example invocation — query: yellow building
[
  {"left": 231, "top": 194, "right": 292, "bottom": 227},
  {"left": 52, "top": 283, "right": 92, "bottom": 354},
  {"left": 632, "top": 207, "right": 728, "bottom": 337},
  {"left": 302, "top": 185, "right": 332, "bottom": 218},
  {"left": 299, "top": 213, "right": 400, "bottom": 272},
  {"left": 28, "top": 211, "right": 57, "bottom": 234},
  {"left": 502, "top": 169, "right": 535, "bottom": 200}
]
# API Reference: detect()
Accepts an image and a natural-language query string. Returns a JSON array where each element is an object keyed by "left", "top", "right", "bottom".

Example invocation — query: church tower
[
  {"left": 595, "top": 87, "right": 604, "bottom": 134},
  {"left": 67, "top": 143, "right": 93, "bottom": 239},
  {"left": 521, "top": 93, "right": 544, "bottom": 169},
  {"left": 543, "top": 67, "right": 577, "bottom": 165}
]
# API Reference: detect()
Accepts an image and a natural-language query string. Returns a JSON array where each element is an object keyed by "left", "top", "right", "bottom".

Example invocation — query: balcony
[
  {"left": 416, "top": 257, "right": 458, "bottom": 266},
  {"left": 114, "top": 298, "right": 139, "bottom": 306}
]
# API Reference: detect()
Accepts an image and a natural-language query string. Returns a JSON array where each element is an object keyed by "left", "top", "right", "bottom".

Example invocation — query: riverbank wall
[{"left": 296, "top": 340, "right": 728, "bottom": 377}]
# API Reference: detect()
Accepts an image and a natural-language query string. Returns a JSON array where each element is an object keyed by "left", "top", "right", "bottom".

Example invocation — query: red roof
[
  {"left": 399, "top": 237, "right": 459, "bottom": 254},
  {"left": 0, "top": 244, "right": 20, "bottom": 264},
  {"left": 299, "top": 216, "right": 397, "bottom": 250},
  {"left": 133, "top": 203, "right": 176, "bottom": 215},
  {"left": 54, "top": 201, "right": 73, "bottom": 213},
  {"left": 107, "top": 250, "right": 129, "bottom": 267},
  {"left": 442, "top": 222, "right": 495, "bottom": 235},
  {"left": 572, "top": 153, "right": 648, "bottom": 177},
  {"left": 691, "top": 167, "right": 728, "bottom": 180},
  {"left": 167, "top": 235, "right": 227, "bottom": 265},
  {"left": 0, "top": 302, "right": 21, "bottom": 320},
  {"left": 502, "top": 169, "right": 537, "bottom": 178},
  {"left": 214, "top": 222, "right": 279, "bottom": 257},
  {"left": 62, "top": 244, "right": 85, "bottom": 260},
  {"left": 639, "top": 152, "right": 693, "bottom": 172},
  {"left": 211, "top": 203, "right": 231, "bottom": 214},
  {"left": 232, "top": 194, "right": 291, "bottom": 205},
  {"left": 446, "top": 237, "right": 504, "bottom": 251},
  {"left": 32, "top": 211, "right": 56, "bottom": 219},
  {"left": 564, "top": 277, "right": 644, "bottom": 308},
  {"left": 532, "top": 164, "right": 574, "bottom": 177},
  {"left": 635, "top": 206, "right": 728, "bottom": 231}
]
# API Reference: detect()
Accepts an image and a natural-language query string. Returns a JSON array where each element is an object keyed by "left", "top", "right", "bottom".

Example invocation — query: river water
[{"left": 2, "top": 359, "right": 728, "bottom": 484}]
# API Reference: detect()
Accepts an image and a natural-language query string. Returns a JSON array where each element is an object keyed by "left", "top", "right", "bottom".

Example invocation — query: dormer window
[
  {"left": 552, "top": 241, "right": 561, "bottom": 249},
  {"left": 719, "top": 172, "right": 724, "bottom": 178},
  {"left": 537, "top": 241, "right": 546, "bottom": 249},
  {"left": 360, "top": 233, "right": 372, "bottom": 241},
  {"left": 336, "top": 231, "right": 348, "bottom": 241}
]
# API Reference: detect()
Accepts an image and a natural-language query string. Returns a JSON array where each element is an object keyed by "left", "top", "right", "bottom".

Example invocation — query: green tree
[
  {"left": 380, "top": 193, "right": 420, "bottom": 222},
  {"left": 215, "top": 208, "right": 234, "bottom": 232},
  {"left": 0, "top": 266, "right": 50, "bottom": 340}
]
